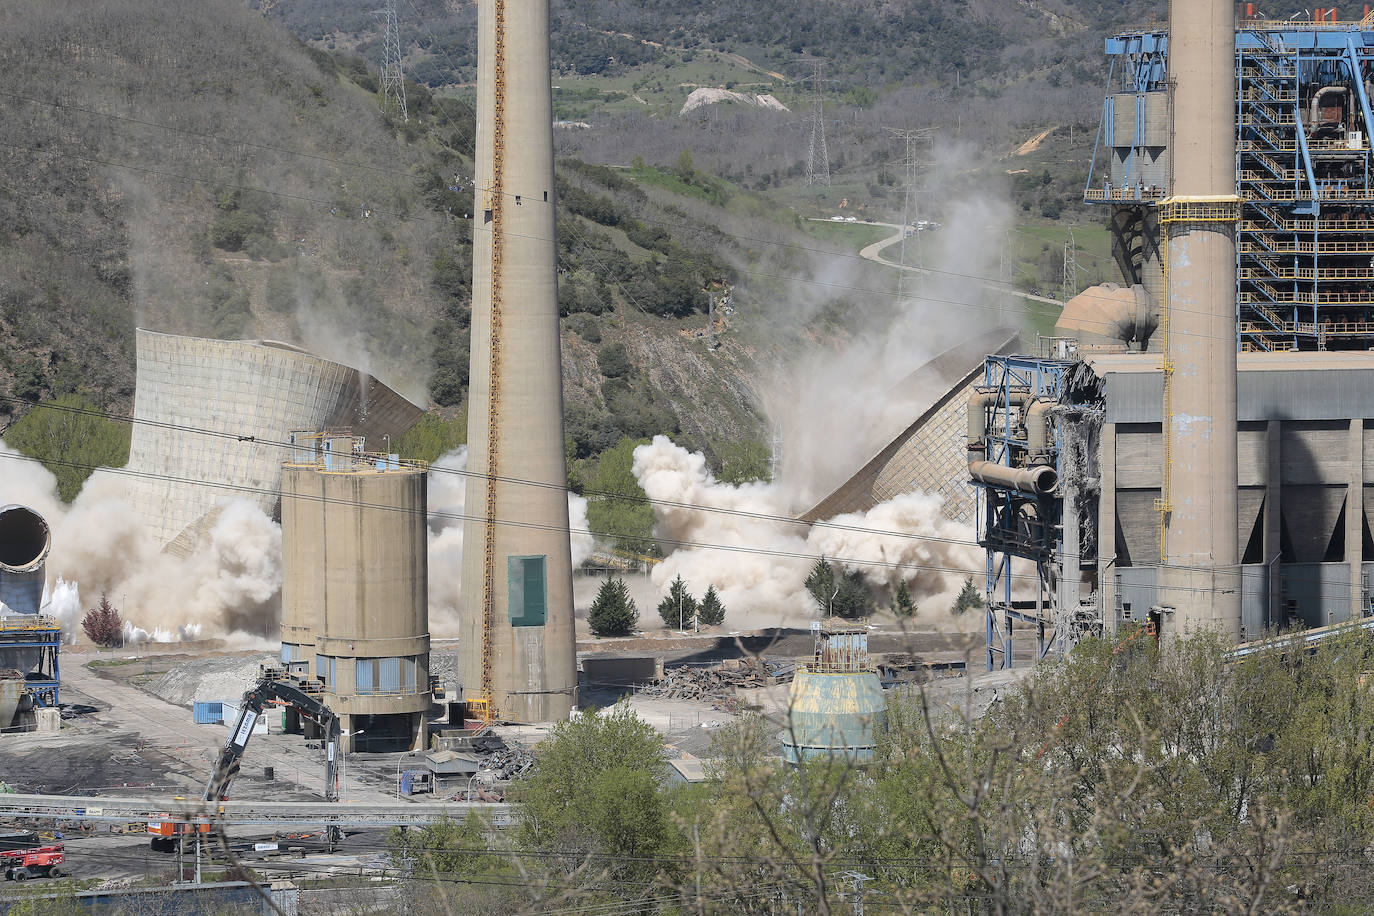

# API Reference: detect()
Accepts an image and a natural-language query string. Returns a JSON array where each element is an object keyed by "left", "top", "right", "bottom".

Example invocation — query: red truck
[{"left": 1, "top": 844, "right": 66, "bottom": 880}]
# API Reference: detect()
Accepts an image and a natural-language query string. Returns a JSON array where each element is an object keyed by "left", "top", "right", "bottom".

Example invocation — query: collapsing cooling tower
[{"left": 125, "top": 329, "right": 425, "bottom": 552}]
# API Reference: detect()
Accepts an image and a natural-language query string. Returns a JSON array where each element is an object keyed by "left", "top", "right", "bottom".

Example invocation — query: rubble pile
[{"left": 641, "top": 660, "right": 792, "bottom": 711}]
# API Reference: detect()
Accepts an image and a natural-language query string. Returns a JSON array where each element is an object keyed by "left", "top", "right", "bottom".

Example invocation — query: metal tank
[
  {"left": 458, "top": 0, "right": 577, "bottom": 723},
  {"left": 279, "top": 434, "right": 430, "bottom": 752},
  {"left": 0, "top": 506, "right": 50, "bottom": 616},
  {"left": 781, "top": 624, "right": 887, "bottom": 764}
]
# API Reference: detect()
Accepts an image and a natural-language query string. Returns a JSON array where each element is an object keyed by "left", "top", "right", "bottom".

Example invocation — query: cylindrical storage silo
[
  {"left": 281, "top": 459, "right": 430, "bottom": 752},
  {"left": 279, "top": 468, "right": 326, "bottom": 672},
  {"left": 0, "top": 505, "right": 50, "bottom": 616},
  {"left": 780, "top": 669, "right": 887, "bottom": 765}
]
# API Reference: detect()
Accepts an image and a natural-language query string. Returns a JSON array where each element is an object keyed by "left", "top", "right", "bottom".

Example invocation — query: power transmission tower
[
  {"left": 805, "top": 60, "right": 830, "bottom": 187},
  {"left": 379, "top": 0, "right": 408, "bottom": 122},
  {"left": 885, "top": 126, "right": 934, "bottom": 300},
  {"left": 1061, "top": 229, "right": 1078, "bottom": 301}
]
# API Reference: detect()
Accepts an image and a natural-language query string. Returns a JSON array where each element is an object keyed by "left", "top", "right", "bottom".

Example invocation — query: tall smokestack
[
  {"left": 1159, "top": 0, "right": 1242, "bottom": 639},
  {"left": 459, "top": 0, "right": 577, "bottom": 721}
]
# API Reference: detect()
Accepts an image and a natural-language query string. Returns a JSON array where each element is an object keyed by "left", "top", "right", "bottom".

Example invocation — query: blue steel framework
[
  {"left": 0, "top": 615, "right": 60, "bottom": 708},
  {"left": 1086, "top": 19, "right": 1374, "bottom": 351},
  {"left": 974, "top": 355, "right": 1074, "bottom": 670}
]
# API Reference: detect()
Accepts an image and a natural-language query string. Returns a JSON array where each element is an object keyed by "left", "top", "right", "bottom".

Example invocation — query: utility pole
[
  {"left": 805, "top": 60, "right": 831, "bottom": 187},
  {"left": 379, "top": 0, "right": 408, "bottom": 122},
  {"left": 838, "top": 871, "right": 873, "bottom": 916},
  {"left": 1062, "top": 229, "right": 1078, "bottom": 301},
  {"left": 885, "top": 126, "right": 934, "bottom": 301}
]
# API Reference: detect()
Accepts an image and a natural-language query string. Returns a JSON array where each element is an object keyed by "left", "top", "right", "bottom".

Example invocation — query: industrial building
[
  {"left": 279, "top": 431, "right": 431, "bottom": 752},
  {"left": 125, "top": 329, "right": 423, "bottom": 552},
  {"left": 1085, "top": 14, "right": 1374, "bottom": 352},
  {"left": 458, "top": 0, "right": 578, "bottom": 724}
]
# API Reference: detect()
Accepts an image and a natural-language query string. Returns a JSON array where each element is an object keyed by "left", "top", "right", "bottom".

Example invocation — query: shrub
[{"left": 81, "top": 594, "right": 122, "bottom": 647}]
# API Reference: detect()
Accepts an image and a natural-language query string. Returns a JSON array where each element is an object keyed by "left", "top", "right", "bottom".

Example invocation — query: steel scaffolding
[{"left": 1087, "top": 18, "right": 1374, "bottom": 351}]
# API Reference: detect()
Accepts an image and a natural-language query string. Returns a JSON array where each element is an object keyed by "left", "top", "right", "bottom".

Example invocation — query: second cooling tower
[{"left": 280, "top": 434, "right": 430, "bottom": 752}]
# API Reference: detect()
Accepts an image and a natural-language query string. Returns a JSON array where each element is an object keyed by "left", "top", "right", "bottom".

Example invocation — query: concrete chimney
[
  {"left": 1159, "top": 0, "right": 1242, "bottom": 639},
  {"left": 459, "top": 0, "right": 577, "bottom": 721}
]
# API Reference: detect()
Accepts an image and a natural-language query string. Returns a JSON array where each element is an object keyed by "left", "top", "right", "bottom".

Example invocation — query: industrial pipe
[
  {"left": 968, "top": 461, "right": 1059, "bottom": 496},
  {"left": 0, "top": 505, "right": 50, "bottom": 616}
]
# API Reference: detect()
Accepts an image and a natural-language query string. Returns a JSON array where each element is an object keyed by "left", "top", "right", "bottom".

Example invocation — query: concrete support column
[
  {"left": 1099, "top": 423, "right": 1118, "bottom": 636},
  {"left": 1264, "top": 420, "right": 1282, "bottom": 629},
  {"left": 1349, "top": 419, "right": 1364, "bottom": 621}
]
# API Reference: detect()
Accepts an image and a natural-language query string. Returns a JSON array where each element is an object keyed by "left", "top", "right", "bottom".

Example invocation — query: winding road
[{"left": 809, "top": 219, "right": 1064, "bottom": 307}]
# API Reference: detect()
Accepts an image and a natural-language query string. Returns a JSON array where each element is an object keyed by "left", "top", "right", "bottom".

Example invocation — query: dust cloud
[
  {"left": 769, "top": 170, "right": 1013, "bottom": 509},
  {"left": 426, "top": 447, "right": 595, "bottom": 637},
  {"left": 632, "top": 436, "right": 983, "bottom": 631}
]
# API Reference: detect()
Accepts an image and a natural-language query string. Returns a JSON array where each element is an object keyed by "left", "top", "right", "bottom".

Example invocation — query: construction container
[{"left": 192, "top": 701, "right": 223, "bottom": 725}]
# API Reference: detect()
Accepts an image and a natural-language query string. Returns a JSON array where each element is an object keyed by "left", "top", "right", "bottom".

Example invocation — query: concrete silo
[
  {"left": 458, "top": 0, "right": 577, "bottom": 723},
  {"left": 126, "top": 329, "right": 423, "bottom": 552},
  {"left": 280, "top": 434, "right": 430, "bottom": 752}
]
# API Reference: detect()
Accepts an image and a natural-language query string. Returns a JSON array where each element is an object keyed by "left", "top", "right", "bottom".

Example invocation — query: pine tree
[
  {"left": 952, "top": 577, "right": 983, "bottom": 616},
  {"left": 892, "top": 579, "right": 917, "bottom": 618},
  {"left": 697, "top": 585, "right": 726, "bottom": 626},
  {"left": 589, "top": 577, "right": 638, "bottom": 637},
  {"left": 657, "top": 575, "right": 697, "bottom": 629},
  {"left": 804, "top": 557, "right": 837, "bottom": 616},
  {"left": 81, "top": 593, "right": 123, "bottom": 647}
]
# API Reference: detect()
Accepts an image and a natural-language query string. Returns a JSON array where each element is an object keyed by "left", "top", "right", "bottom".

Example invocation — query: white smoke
[
  {"left": 633, "top": 436, "right": 983, "bottom": 630},
  {"left": 0, "top": 447, "right": 284, "bottom": 644},
  {"left": 426, "top": 447, "right": 596, "bottom": 636},
  {"left": 770, "top": 176, "right": 1013, "bottom": 510}
]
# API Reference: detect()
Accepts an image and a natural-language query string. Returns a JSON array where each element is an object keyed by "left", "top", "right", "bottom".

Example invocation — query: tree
[
  {"left": 81, "top": 594, "right": 122, "bottom": 647},
  {"left": 804, "top": 557, "right": 837, "bottom": 616},
  {"left": 892, "top": 579, "right": 917, "bottom": 618},
  {"left": 4, "top": 394, "right": 132, "bottom": 502},
  {"left": 585, "top": 437, "right": 657, "bottom": 553},
  {"left": 657, "top": 574, "right": 696, "bottom": 629},
  {"left": 588, "top": 577, "right": 637, "bottom": 637},
  {"left": 698, "top": 585, "right": 726, "bottom": 626},
  {"left": 831, "top": 567, "right": 875, "bottom": 619},
  {"left": 952, "top": 577, "right": 983, "bottom": 616},
  {"left": 518, "top": 704, "right": 680, "bottom": 880}
]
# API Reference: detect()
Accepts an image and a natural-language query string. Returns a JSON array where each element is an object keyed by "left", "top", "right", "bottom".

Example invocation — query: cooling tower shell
[
  {"left": 126, "top": 329, "right": 424, "bottom": 549},
  {"left": 0, "top": 505, "right": 50, "bottom": 616},
  {"left": 280, "top": 463, "right": 430, "bottom": 719},
  {"left": 780, "top": 668, "right": 887, "bottom": 764}
]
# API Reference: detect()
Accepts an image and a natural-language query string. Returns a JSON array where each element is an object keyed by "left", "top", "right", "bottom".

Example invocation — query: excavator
[{"left": 150, "top": 673, "right": 340, "bottom": 851}]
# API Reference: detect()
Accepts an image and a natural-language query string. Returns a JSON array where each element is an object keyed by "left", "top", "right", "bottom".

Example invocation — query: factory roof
[
  {"left": 1086, "top": 350, "right": 1374, "bottom": 374},
  {"left": 1082, "top": 351, "right": 1374, "bottom": 423}
]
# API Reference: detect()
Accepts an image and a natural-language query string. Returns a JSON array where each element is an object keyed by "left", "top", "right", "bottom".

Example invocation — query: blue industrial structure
[
  {"left": 0, "top": 615, "right": 61, "bottom": 709},
  {"left": 1086, "top": 16, "right": 1374, "bottom": 352}
]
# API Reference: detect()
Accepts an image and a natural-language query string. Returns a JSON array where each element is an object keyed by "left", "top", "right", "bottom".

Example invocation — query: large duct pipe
[
  {"left": 0, "top": 505, "right": 49, "bottom": 616},
  {"left": 1159, "top": 0, "right": 1241, "bottom": 641},
  {"left": 967, "top": 393, "right": 1057, "bottom": 495},
  {"left": 969, "top": 461, "right": 1059, "bottom": 496}
]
